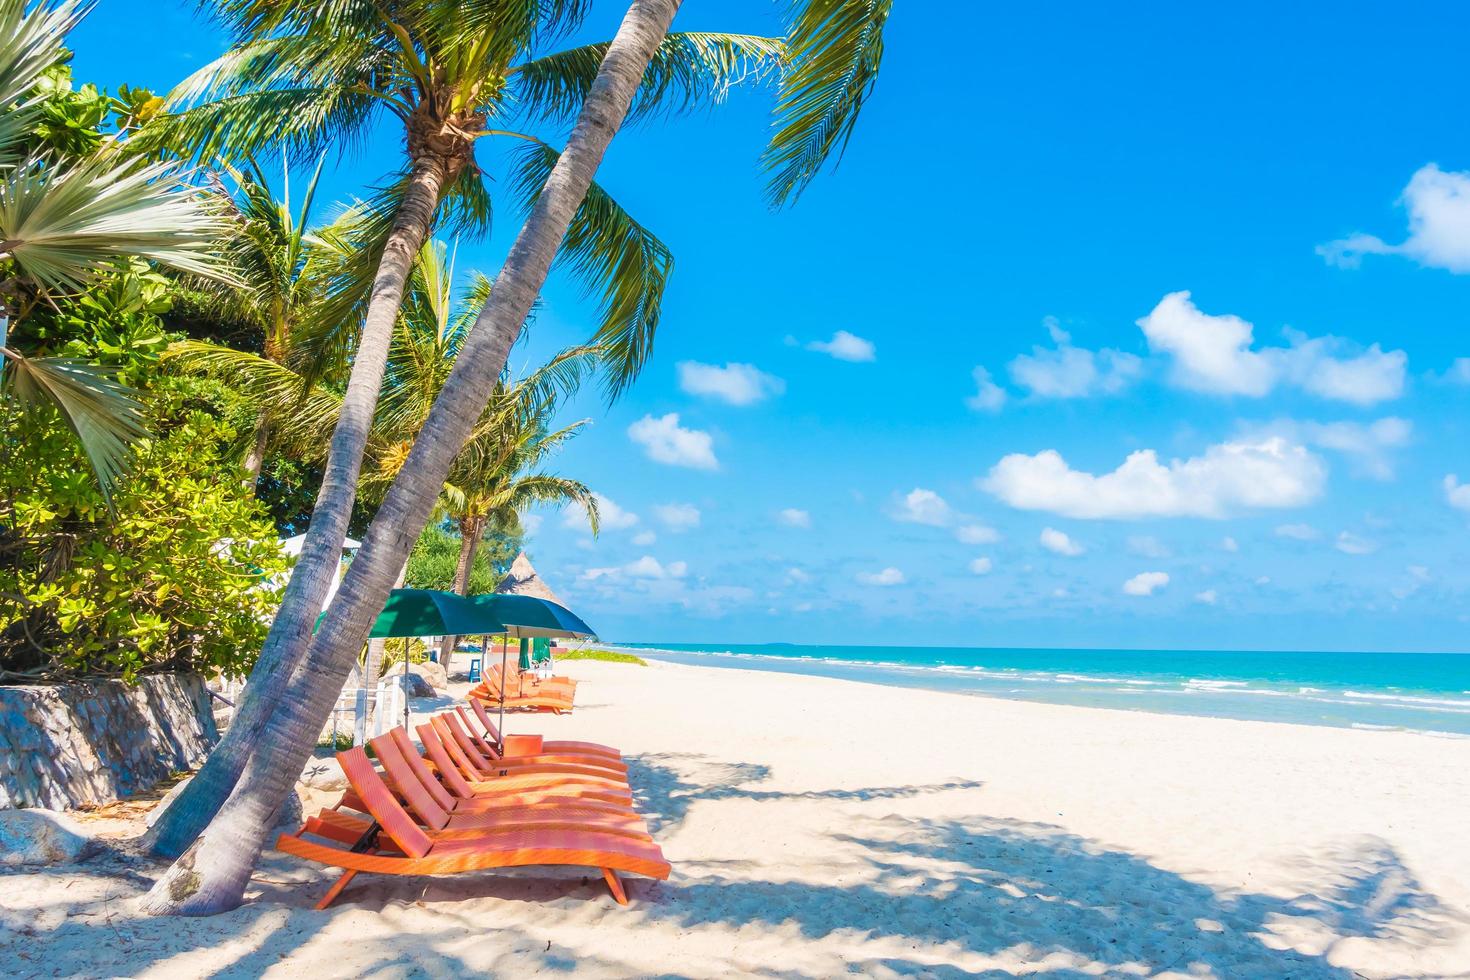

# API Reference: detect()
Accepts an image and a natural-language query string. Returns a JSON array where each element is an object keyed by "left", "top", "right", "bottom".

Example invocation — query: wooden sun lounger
[
  {"left": 419, "top": 718, "right": 633, "bottom": 805},
  {"left": 443, "top": 707, "right": 627, "bottom": 775},
  {"left": 276, "top": 748, "right": 670, "bottom": 908},
  {"left": 428, "top": 714, "right": 628, "bottom": 791}
]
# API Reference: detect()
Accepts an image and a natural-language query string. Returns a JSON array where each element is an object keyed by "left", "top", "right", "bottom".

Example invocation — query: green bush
[
  {"left": 404, "top": 523, "right": 520, "bottom": 594},
  {"left": 0, "top": 394, "right": 287, "bottom": 682},
  {"left": 555, "top": 648, "right": 647, "bottom": 666}
]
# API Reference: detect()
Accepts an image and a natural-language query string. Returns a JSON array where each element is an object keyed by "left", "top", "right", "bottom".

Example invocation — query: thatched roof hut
[{"left": 494, "top": 552, "right": 568, "bottom": 606}]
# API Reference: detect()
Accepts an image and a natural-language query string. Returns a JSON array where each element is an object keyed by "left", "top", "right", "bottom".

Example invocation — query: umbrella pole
[
  {"left": 498, "top": 634, "right": 508, "bottom": 756},
  {"left": 402, "top": 637, "right": 410, "bottom": 731}
]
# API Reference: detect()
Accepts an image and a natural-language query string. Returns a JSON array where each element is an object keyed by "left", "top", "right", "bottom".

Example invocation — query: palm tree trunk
[
  {"left": 137, "top": 0, "right": 681, "bottom": 915},
  {"left": 241, "top": 413, "right": 271, "bottom": 488},
  {"left": 142, "top": 153, "right": 451, "bottom": 860},
  {"left": 442, "top": 516, "right": 484, "bottom": 660}
]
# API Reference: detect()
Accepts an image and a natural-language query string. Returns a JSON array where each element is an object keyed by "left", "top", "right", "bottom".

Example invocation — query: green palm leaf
[
  {"left": 0, "top": 0, "right": 82, "bottom": 162},
  {"left": 1, "top": 349, "right": 146, "bottom": 508},
  {"left": 763, "top": 0, "right": 893, "bottom": 207},
  {"left": 509, "top": 32, "right": 785, "bottom": 125},
  {"left": 509, "top": 141, "right": 672, "bottom": 400},
  {"left": 0, "top": 154, "right": 237, "bottom": 290}
]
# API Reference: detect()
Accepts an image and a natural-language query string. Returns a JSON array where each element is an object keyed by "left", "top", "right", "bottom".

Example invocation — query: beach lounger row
[
  {"left": 276, "top": 702, "right": 667, "bottom": 909},
  {"left": 469, "top": 662, "right": 578, "bottom": 713}
]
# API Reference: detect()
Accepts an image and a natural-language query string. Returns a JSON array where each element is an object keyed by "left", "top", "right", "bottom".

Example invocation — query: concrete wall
[{"left": 0, "top": 674, "right": 218, "bottom": 810}]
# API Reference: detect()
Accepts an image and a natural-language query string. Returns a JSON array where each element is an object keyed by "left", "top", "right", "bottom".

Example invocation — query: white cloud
[
  {"left": 1136, "top": 291, "right": 1405, "bottom": 405},
  {"left": 1008, "top": 318, "right": 1143, "bottom": 399},
  {"left": 981, "top": 437, "right": 1326, "bottom": 520},
  {"left": 1275, "top": 523, "right": 1320, "bottom": 541},
  {"left": 631, "top": 530, "right": 657, "bottom": 546},
  {"left": 785, "top": 567, "right": 811, "bottom": 584},
  {"left": 1040, "top": 527, "right": 1084, "bottom": 556},
  {"left": 1336, "top": 531, "right": 1377, "bottom": 555},
  {"left": 1278, "top": 418, "right": 1413, "bottom": 480},
  {"left": 969, "top": 557, "right": 994, "bottom": 575},
  {"left": 627, "top": 413, "right": 718, "bottom": 470},
  {"left": 520, "top": 513, "right": 543, "bottom": 535},
  {"left": 1392, "top": 565, "right": 1432, "bottom": 600},
  {"left": 1445, "top": 475, "right": 1470, "bottom": 513},
  {"left": 777, "top": 507, "right": 811, "bottom": 528},
  {"left": 966, "top": 366, "right": 1007, "bottom": 411},
  {"left": 1318, "top": 164, "right": 1470, "bottom": 273},
  {"left": 1221, "top": 536, "right": 1239, "bottom": 553},
  {"left": 563, "top": 492, "right": 639, "bottom": 532},
  {"left": 891, "top": 487, "right": 953, "bottom": 526},
  {"left": 857, "top": 567, "right": 905, "bottom": 586},
  {"left": 1195, "top": 589, "right": 1218, "bottom": 605},
  {"left": 582, "top": 555, "right": 688, "bottom": 582},
  {"left": 1123, "top": 571, "right": 1170, "bottom": 596},
  {"left": 1442, "top": 358, "right": 1470, "bottom": 384},
  {"left": 1127, "top": 535, "right": 1171, "bottom": 559},
  {"left": 676, "top": 361, "right": 785, "bottom": 406},
  {"left": 652, "top": 502, "right": 701, "bottom": 531},
  {"left": 807, "top": 330, "right": 876, "bottom": 362},
  {"left": 956, "top": 523, "right": 1000, "bottom": 544}
]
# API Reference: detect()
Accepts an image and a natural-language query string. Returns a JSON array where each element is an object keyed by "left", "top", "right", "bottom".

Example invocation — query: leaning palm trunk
[
  {"left": 442, "top": 515, "right": 485, "bottom": 659},
  {"left": 143, "top": 155, "right": 451, "bottom": 859},
  {"left": 359, "top": 559, "right": 407, "bottom": 737},
  {"left": 241, "top": 413, "right": 271, "bottom": 487},
  {"left": 137, "top": 0, "right": 681, "bottom": 915}
]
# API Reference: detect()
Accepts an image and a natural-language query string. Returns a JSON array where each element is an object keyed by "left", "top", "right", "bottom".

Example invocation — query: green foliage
[
  {"left": 404, "top": 523, "right": 520, "bottom": 595},
  {"left": 0, "top": 390, "right": 287, "bottom": 682},
  {"left": 555, "top": 648, "right": 646, "bottom": 666}
]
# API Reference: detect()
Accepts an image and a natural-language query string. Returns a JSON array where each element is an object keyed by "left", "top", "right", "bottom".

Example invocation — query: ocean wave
[{"left": 1343, "top": 691, "right": 1470, "bottom": 709}]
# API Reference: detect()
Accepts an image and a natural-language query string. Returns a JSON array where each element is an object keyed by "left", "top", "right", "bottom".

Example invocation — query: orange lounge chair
[
  {"left": 470, "top": 677, "right": 573, "bottom": 713},
  {"left": 420, "top": 718, "right": 633, "bottom": 804},
  {"left": 466, "top": 697, "right": 620, "bottom": 761},
  {"left": 363, "top": 732, "right": 650, "bottom": 841},
  {"left": 277, "top": 748, "right": 670, "bottom": 908},
  {"left": 443, "top": 708, "right": 627, "bottom": 776},
  {"left": 428, "top": 714, "right": 628, "bottom": 791},
  {"left": 476, "top": 664, "right": 576, "bottom": 712}
]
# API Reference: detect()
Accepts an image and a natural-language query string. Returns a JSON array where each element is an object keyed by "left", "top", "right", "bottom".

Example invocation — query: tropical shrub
[{"left": 404, "top": 523, "right": 519, "bottom": 595}]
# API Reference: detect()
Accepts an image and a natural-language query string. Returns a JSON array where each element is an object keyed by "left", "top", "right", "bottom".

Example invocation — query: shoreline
[
  {"left": 615, "top": 644, "right": 1470, "bottom": 738},
  {"left": 5, "top": 656, "right": 1468, "bottom": 977}
]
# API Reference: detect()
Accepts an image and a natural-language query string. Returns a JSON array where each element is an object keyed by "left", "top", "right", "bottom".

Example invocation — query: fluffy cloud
[
  {"left": 966, "top": 366, "right": 1006, "bottom": 411},
  {"left": 981, "top": 437, "right": 1326, "bottom": 520},
  {"left": 1008, "top": 318, "right": 1143, "bottom": 399},
  {"left": 1444, "top": 475, "right": 1470, "bottom": 512},
  {"left": 1195, "top": 589, "right": 1218, "bottom": 605},
  {"left": 631, "top": 530, "right": 657, "bottom": 546},
  {"left": 1221, "top": 536, "right": 1239, "bottom": 552},
  {"left": 652, "top": 502, "right": 701, "bottom": 531},
  {"left": 785, "top": 567, "right": 811, "bottom": 584},
  {"left": 1318, "top": 164, "right": 1470, "bottom": 273},
  {"left": 563, "top": 492, "right": 639, "bottom": 532},
  {"left": 1336, "top": 531, "right": 1376, "bottom": 555},
  {"left": 1123, "top": 571, "right": 1169, "bottom": 596},
  {"left": 857, "top": 567, "right": 905, "bottom": 586},
  {"left": 1287, "top": 418, "right": 1411, "bottom": 480},
  {"left": 1136, "top": 292, "right": 1405, "bottom": 405},
  {"left": 807, "top": 330, "right": 876, "bottom": 362},
  {"left": 777, "top": 507, "right": 811, "bottom": 528},
  {"left": 969, "top": 557, "right": 994, "bottom": 575},
  {"left": 628, "top": 413, "right": 718, "bottom": 470},
  {"left": 1275, "top": 523, "right": 1320, "bottom": 541},
  {"left": 955, "top": 523, "right": 1000, "bottom": 544},
  {"left": 676, "top": 361, "right": 784, "bottom": 405},
  {"left": 891, "top": 488, "right": 953, "bottom": 526},
  {"left": 582, "top": 555, "right": 688, "bottom": 581},
  {"left": 1039, "top": 527, "right": 1084, "bottom": 556},
  {"left": 1442, "top": 358, "right": 1470, "bottom": 384}
]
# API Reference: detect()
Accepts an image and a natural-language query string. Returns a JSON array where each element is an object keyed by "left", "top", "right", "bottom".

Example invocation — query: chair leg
[
  {"left": 601, "top": 867, "right": 628, "bottom": 905},
  {"left": 316, "top": 870, "right": 358, "bottom": 910}
]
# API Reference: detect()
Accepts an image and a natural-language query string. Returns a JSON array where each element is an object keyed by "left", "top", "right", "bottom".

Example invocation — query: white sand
[{"left": 3, "top": 657, "right": 1469, "bottom": 978}]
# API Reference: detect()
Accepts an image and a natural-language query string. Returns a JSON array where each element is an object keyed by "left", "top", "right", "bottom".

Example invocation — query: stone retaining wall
[{"left": 0, "top": 674, "right": 218, "bottom": 810}]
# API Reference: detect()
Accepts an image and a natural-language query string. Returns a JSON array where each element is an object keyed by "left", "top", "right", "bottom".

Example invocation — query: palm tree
[
  {"left": 140, "top": 0, "right": 892, "bottom": 916},
  {"left": 0, "top": 0, "right": 234, "bottom": 506},
  {"left": 140, "top": 0, "right": 783, "bottom": 853}
]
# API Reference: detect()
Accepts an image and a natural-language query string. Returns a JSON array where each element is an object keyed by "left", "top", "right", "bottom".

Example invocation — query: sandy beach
[{"left": 4, "top": 657, "right": 1469, "bottom": 978}]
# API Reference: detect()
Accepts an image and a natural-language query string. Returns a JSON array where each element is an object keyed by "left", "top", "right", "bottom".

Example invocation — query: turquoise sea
[{"left": 615, "top": 643, "right": 1470, "bottom": 737}]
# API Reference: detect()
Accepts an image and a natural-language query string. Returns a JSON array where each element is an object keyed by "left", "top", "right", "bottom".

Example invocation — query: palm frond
[
  {"left": 1, "top": 347, "right": 146, "bottom": 508},
  {"left": 509, "top": 32, "right": 784, "bottom": 126},
  {"left": 509, "top": 141, "right": 672, "bottom": 400},
  {"left": 763, "top": 0, "right": 892, "bottom": 208},
  {"left": 0, "top": 154, "right": 237, "bottom": 290},
  {"left": 0, "top": 0, "right": 83, "bottom": 162}
]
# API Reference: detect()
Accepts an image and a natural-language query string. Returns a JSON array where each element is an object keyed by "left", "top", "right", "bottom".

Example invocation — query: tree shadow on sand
[
  {"left": 638, "top": 812, "right": 1469, "bottom": 978},
  {"left": 625, "top": 751, "right": 987, "bottom": 835}
]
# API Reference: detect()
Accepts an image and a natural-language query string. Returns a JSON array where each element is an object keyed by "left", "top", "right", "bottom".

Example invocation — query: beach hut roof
[{"left": 495, "top": 552, "right": 566, "bottom": 605}]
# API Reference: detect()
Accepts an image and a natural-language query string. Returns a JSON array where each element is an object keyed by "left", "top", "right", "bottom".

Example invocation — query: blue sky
[{"left": 71, "top": 2, "right": 1470, "bottom": 651}]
